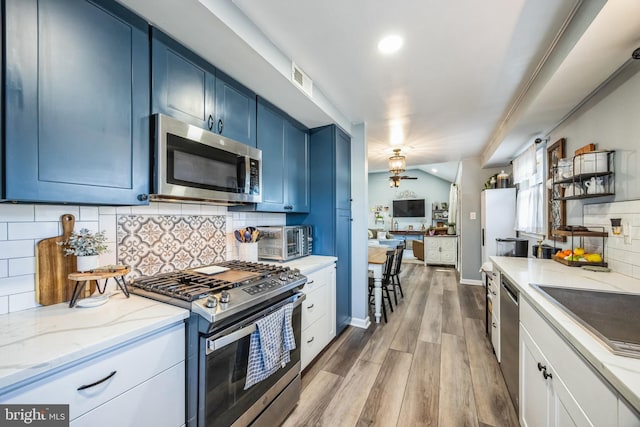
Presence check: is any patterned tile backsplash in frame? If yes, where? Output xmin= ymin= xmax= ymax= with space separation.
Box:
xmin=117 ymin=215 xmax=227 ymax=278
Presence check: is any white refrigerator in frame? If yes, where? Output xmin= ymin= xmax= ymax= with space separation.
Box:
xmin=481 ymin=188 xmax=516 ymax=264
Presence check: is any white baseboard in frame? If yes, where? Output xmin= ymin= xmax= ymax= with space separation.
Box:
xmin=460 ymin=278 xmax=483 ymax=286
xmin=350 ymin=316 xmax=371 ymax=329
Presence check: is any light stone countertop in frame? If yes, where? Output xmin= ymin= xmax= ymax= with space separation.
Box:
xmin=0 ymin=292 xmax=189 ymax=393
xmin=281 ymin=255 xmax=337 ymax=275
xmin=490 ymin=256 xmax=640 ymax=412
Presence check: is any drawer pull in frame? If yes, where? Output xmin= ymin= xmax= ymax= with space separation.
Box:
xmin=307 ymin=337 xmax=314 ymax=344
xmin=537 ymin=362 xmax=547 ymax=372
xmin=77 ymin=370 xmax=117 ymax=391
xmin=307 ymin=304 xmax=315 ymax=309
xmin=307 ymin=280 xmax=315 ymax=285
xmin=542 ymin=369 xmax=553 ymax=380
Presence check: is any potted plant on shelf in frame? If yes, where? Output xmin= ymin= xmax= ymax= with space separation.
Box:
xmin=58 ymin=228 xmax=108 ymax=272
xmin=446 ymin=222 xmax=456 ymax=235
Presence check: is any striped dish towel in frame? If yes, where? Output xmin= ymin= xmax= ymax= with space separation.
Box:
xmin=244 ymin=303 xmax=296 ymax=389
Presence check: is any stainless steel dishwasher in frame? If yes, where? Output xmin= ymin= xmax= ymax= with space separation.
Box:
xmin=500 ymin=276 xmax=519 ymax=412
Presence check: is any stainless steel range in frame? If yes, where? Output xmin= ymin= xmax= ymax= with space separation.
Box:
xmin=129 ymin=260 xmax=307 ymax=427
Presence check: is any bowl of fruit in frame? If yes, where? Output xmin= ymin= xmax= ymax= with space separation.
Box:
xmin=553 ymin=248 xmax=605 ymax=267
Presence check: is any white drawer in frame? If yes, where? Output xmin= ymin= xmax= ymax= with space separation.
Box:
xmin=301 ymin=313 xmax=329 ymax=370
xmin=71 ymin=361 xmax=185 ymax=427
xmin=302 ymin=267 xmax=329 ymax=293
xmin=440 ymin=238 xmax=456 ymax=251
xmin=2 ymin=323 xmax=185 ymax=421
xmin=425 ymin=238 xmax=439 ymax=249
xmin=520 ymin=299 xmax=617 ymax=426
xmin=302 ymin=283 xmax=329 ymax=329
xmin=440 ymin=250 xmax=456 ymax=264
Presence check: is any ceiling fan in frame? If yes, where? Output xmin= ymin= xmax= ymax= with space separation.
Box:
xmin=388 ymin=148 xmax=417 ymax=187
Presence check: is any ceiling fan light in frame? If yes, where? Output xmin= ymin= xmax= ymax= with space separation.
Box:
xmin=388 ymin=149 xmax=406 ymax=175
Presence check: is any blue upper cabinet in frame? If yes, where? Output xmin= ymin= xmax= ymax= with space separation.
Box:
xmin=152 ymin=30 xmax=256 ymax=146
xmin=244 ymin=98 xmax=308 ymax=212
xmin=151 ymin=28 xmax=215 ymax=131
xmin=4 ymin=0 xmax=150 ymax=205
xmin=215 ymin=70 xmax=257 ymax=147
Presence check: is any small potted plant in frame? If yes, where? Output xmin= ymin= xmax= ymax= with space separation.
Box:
xmin=446 ymin=222 xmax=456 ymax=235
xmin=58 ymin=228 xmax=108 ymax=272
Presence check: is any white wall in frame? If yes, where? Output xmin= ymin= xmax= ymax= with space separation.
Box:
xmin=368 ymin=169 xmax=452 ymax=231
xmin=0 ymin=202 xmax=284 ymax=314
xmin=548 ymin=60 xmax=640 ymax=227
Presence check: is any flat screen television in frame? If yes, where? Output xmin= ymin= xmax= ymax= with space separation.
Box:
xmin=393 ymin=199 xmax=425 ymax=217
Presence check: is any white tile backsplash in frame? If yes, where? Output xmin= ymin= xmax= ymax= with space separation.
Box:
xmin=8 ymin=257 xmax=35 ymax=276
xmin=34 ymin=205 xmax=80 ymax=222
xmin=0 ymin=240 xmax=35 ymax=259
xmin=79 ymin=206 xmax=100 ymax=221
xmin=8 ymin=222 xmax=59 ymax=240
xmin=0 ymin=204 xmax=35 ymax=222
xmin=0 ymin=202 xmax=283 ymax=313
xmin=0 ymin=296 xmax=8 ymax=315
xmin=9 ymin=291 xmax=38 ymax=312
xmin=0 ymin=274 xmax=36 ymax=297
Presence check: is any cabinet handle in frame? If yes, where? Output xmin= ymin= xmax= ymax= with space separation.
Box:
xmin=207 ymin=115 xmax=214 ymax=131
xmin=492 ymin=322 xmax=497 ymax=328
xmin=77 ymin=370 xmax=117 ymax=391
xmin=218 ymin=119 xmax=223 ymax=133
xmin=307 ymin=304 xmax=314 ymax=309
xmin=491 ymin=290 xmax=497 ymax=296
xmin=306 ymin=280 xmax=315 ymax=285
xmin=137 ymin=194 xmax=148 ymax=201
xmin=542 ymin=370 xmax=553 ymax=380
xmin=537 ymin=362 xmax=546 ymax=372
xmin=307 ymin=336 xmax=314 ymax=344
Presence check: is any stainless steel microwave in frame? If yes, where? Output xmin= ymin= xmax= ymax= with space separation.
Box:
xmin=257 ymin=225 xmax=312 ymax=261
xmin=151 ymin=114 xmax=262 ymax=204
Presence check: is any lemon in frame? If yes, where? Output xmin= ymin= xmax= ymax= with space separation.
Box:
xmin=586 ymin=253 xmax=602 ymax=263
xmin=574 ymin=247 xmax=585 ymax=256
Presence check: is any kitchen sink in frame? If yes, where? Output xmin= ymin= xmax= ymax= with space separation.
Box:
xmin=532 ymin=285 xmax=640 ymax=358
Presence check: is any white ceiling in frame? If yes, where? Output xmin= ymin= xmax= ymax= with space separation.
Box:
xmin=118 ymin=0 xmax=640 ymax=181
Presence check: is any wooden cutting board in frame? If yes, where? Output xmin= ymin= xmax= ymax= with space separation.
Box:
xmin=213 ymin=270 xmax=260 ymax=283
xmin=36 ymin=214 xmax=93 ymax=305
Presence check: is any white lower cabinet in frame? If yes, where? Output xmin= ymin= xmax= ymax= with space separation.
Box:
xmin=1 ymin=323 xmax=185 ymax=427
xmin=301 ymin=264 xmax=336 ymax=370
xmin=520 ymin=298 xmax=618 ymax=427
xmin=425 ymin=236 xmax=457 ymax=266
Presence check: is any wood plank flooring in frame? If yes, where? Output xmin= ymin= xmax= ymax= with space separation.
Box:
xmin=283 ymin=263 xmax=520 ymax=427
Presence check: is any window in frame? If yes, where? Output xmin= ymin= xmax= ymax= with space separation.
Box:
xmin=514 ymin=143 xmax=545 ymax=234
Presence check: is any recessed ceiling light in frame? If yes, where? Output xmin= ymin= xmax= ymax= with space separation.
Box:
xmin=378 ymin=35 xmax=403 ymax=54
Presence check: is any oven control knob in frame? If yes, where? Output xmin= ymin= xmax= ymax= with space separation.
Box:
xmin=220 ymin=291 xmax=231 ymax=303
xmin=279 ymin=274 xmax=288 ymax=282
xmin=205 ymin=297 xmax=218 ymax=308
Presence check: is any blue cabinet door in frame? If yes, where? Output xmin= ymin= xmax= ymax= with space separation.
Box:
xmin=255 ymin=100 xmax=286 ymax=211
xmin=304 ymin=124 xmax=352 ymax=334
xmin=151 ymin=28 xmax=215 ymax=131
xmin=215 ymin=71 xmax=257 ymax=147
xmin=4 ymin=0 xmax=150 ymax=205
xmin=284 ymin=121 xmax=310 ymax=212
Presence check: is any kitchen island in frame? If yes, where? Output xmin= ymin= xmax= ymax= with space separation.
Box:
xmin=491 ymin=256 xmax=640 ymax=423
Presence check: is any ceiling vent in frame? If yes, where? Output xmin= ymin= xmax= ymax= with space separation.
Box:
xmin=291 ymin=62 xmax=313 ymax=97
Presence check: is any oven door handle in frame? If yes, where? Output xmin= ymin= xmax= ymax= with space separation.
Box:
xmin=207 ymin=293 xmax=305 ymax=353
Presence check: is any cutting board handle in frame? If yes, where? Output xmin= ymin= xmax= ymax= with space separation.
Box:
xmin=61 ymin=214 xmax=75 ymax=238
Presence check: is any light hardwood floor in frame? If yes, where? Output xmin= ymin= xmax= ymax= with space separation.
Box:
xmin=284 ymin=263 xmax=520 ymax=427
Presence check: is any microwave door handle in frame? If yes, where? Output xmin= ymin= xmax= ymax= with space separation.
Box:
xmin=242 ymin=155 xmax=251 ymax=194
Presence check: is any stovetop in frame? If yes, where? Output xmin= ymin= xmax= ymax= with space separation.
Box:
xmin=129 ymin=260 xmax=306 ymax=323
